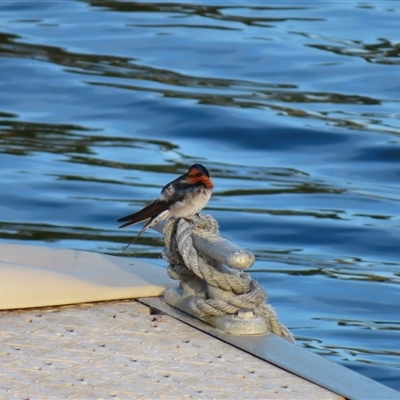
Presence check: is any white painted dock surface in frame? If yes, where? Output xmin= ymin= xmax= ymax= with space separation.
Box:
xmin=0 ymin=243 xmax=347 ymax=399
xmin=0 ymin=299 xmax=342 ymax=399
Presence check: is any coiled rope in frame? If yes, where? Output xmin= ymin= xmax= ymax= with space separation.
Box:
xmin=162 ymin=214 xmax=295 ymax=342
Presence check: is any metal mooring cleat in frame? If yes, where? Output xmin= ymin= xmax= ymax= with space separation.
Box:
xmin=154 ymin=215 xmax=294 ymax=340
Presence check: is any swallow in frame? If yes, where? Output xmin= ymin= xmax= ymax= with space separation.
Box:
xmin=117 ymin=164 xmax=214 ymax=241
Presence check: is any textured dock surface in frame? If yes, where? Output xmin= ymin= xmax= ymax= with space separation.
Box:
xmin=0 ymin=299 xmax=342 ymax=399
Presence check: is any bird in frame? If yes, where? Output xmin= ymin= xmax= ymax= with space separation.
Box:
xmin=117 ymin=164 xmax=214 ymax=242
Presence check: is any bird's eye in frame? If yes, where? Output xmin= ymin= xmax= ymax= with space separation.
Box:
xmin=197 ymin=172 xmax=202 ymax=177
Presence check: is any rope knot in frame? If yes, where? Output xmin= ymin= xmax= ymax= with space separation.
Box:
xmin=162 ymin=214 xmax=294 ymax=342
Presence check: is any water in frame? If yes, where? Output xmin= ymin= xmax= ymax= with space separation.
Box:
xmin=1 ymin=0 xmax=400 ymax=392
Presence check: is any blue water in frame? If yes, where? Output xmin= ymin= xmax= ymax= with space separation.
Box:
xmin=1 ymin=1 xmax=400 ymax=392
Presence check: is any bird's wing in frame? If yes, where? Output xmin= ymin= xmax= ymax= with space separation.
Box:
xmin=117 ymin=176 xmax=192 ymax=229
xmin=117 ymin=199 xmax=174 ymax=228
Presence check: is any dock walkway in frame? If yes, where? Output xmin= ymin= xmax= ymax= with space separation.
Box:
xmin=0 ymin=299 xmax=341 ymax=399
xmin=2 ymin=243 xmax=398 ymax=399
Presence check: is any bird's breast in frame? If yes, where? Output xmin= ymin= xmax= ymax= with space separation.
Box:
xmin=168 ymin=188 xmax=211 ymax=218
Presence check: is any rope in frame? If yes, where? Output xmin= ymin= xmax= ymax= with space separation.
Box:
xmin=162 ymin=214 xmax=295 ymax=343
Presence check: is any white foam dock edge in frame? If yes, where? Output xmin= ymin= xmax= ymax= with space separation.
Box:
xmin=0 ymin=243 xmax=174 ymax=310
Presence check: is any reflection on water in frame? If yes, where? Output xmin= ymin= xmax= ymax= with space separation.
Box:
xmin=1 ymin=0 xmax=400 ymax=391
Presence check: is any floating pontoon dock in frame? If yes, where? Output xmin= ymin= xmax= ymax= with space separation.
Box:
xmin=0 ymin=243 xmax=399 ymax=399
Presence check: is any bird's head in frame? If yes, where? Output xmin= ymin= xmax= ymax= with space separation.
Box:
xmin=186 ymin=164 xmax=214 ymax=190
